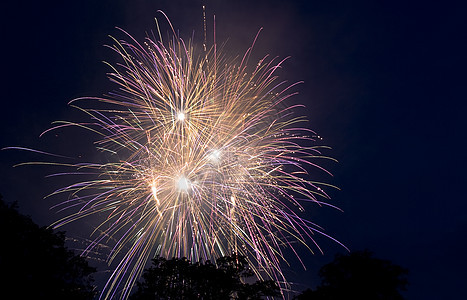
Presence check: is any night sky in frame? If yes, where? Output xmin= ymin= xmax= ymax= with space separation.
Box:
xmin=1 ymin=0 xmax=466 ymax=298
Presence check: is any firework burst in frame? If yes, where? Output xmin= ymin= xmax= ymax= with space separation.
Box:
xmin=8 ymin=13 xmax=345 ymax=299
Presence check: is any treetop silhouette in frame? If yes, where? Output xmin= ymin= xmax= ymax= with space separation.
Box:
xmin=130 ymin=253 xmax=280 ymax=299
xmin=295 ymin=250 xmax=408 ymax=299
xmin=0 ymin=195 xmax=97 ymax=299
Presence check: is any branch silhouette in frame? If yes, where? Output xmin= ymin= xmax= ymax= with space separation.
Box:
xmin=0 ymin=195 xmax=97 ymax=299
xmin=130 ymin=253 xmax=280 ymax=299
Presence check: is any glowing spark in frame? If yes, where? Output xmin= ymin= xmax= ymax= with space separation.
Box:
xmin=151 ymin=182 xmax=159 ymax=205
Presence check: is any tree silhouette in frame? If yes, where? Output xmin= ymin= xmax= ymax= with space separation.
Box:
xmin=130 ymin=253 xmax=280 ymax=299
xmin=295 ymin=250 xmax=408 ymax=300
xmin=0 ymin=195 xmax=97 ymax=299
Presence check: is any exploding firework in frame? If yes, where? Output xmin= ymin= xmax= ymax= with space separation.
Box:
xmin=8 ymin=12 xmax=345 ymax=299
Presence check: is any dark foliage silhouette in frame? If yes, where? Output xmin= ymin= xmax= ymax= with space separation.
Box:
xmin=295 ymin=250 xmax=408 ymax=300
xmin=130 ymin=253 xmax=280 ymax=299
xmin=0 ymin=195 xmax=97 ymax=299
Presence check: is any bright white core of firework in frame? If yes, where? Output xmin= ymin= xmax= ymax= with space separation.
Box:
xmin=176 ymin=175 xmax=191 ymax=192
xmin=208 ymin=149 xmax=221 ymax=163
xmin=176 ymin=111 xmax=186 ymax=121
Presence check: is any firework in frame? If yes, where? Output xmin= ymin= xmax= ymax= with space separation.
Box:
xmin=9 ymin=13 xmax=345 ymax=299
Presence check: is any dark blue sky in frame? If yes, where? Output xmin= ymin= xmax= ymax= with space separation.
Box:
xmin=1 ymin=0 xmax=466 ymax=298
